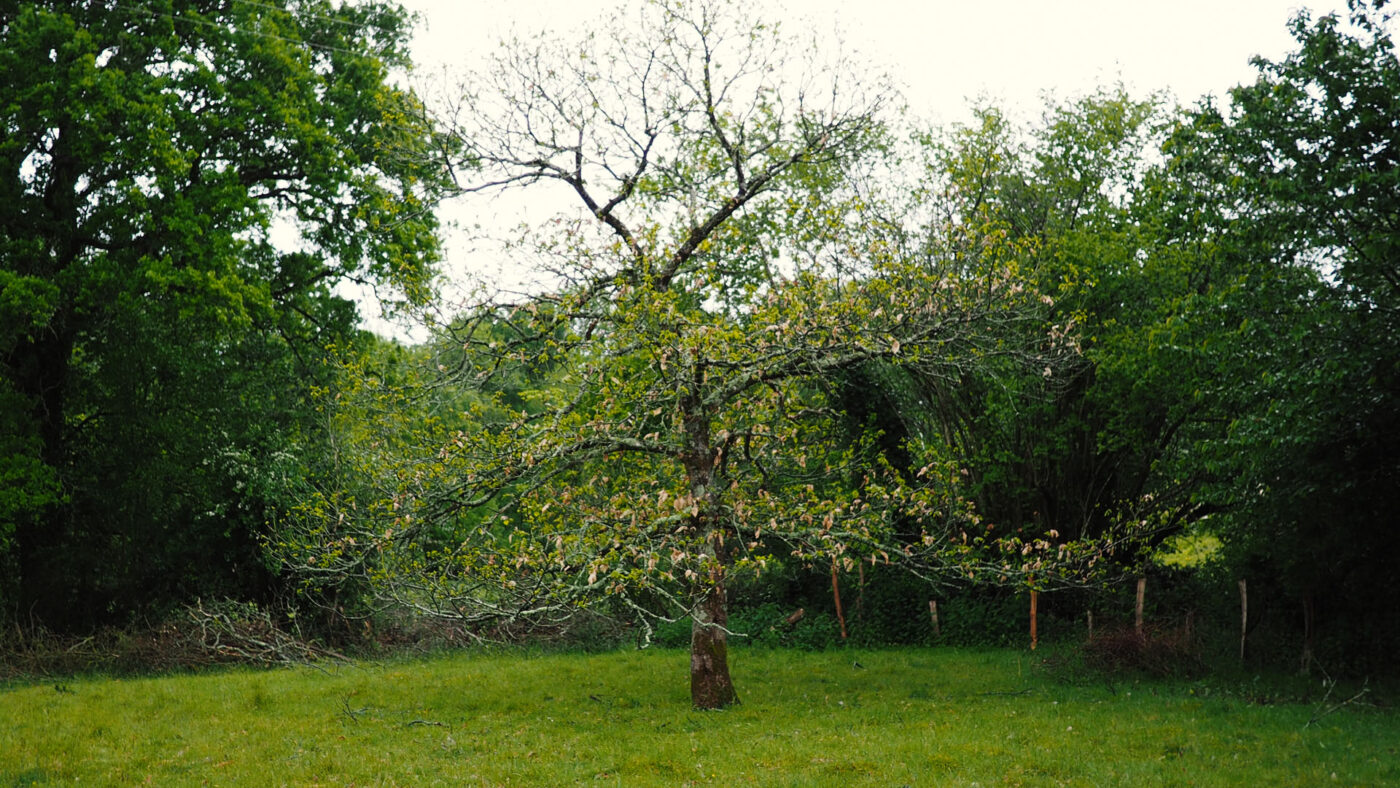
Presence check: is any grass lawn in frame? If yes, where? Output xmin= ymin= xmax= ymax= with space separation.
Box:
xmin=2 ymin=646 xmax=1396 ymax=786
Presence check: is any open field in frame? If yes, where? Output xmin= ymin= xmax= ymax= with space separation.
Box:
xmin=2 ymin=647 xmax=1396 ymax=786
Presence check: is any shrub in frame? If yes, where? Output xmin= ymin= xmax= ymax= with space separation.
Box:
xmin=1082 ymin=622 xmax=1204 ymax=678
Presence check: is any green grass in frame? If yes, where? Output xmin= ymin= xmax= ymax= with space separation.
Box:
xmin=2 ymin=647 xmax=1396 ymax=786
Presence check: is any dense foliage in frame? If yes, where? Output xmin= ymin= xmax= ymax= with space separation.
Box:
xmin=3 ymin=0 xmax=1396 ymax=691
xmin=0 ymin=0 xmax=449 ymax=629
xmin=1172 ymin=0 xmax=1400 ymax=669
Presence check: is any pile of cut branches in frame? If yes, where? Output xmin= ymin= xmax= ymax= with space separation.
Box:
xmin=0 ymin=600 xmax=343 ymax=680
xmin=184 ymin=599 xmax=347 ymax=669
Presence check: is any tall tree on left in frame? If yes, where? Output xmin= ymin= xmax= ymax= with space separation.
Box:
xmin=0 ymin=0 xmax=450 ymax=630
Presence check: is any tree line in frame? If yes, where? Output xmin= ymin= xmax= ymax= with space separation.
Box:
xmin=2 ymin=0 xmax=1396 ymax=706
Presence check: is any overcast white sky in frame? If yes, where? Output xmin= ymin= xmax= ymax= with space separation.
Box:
xmin=398 ymin=0 xmax=1351 ymax=119
xmin=360 ymin=0 xmax=1357 ymax=336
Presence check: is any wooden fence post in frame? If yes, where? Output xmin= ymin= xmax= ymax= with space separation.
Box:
xmin=1030 ymin=590 xmax=1040 ymax=651
xmin=928 ymin=600 xmax=940 ymax=638
xmin=831 ymin=560 xmax=847 ymax=640
xmin=1135 ymin=577 xmax=1147 ymax=637
xmin=855 ymin=563 xmax=865 ymax=626
xmin=1300 ymin=593 xmax=1315 ymax=675
xmin=1239 ymin=579 xmax=1248 ymax=662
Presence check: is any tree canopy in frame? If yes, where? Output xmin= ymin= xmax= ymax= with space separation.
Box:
xmin=276 ymin=0 xmax=1118 ymax=708
xmin=1167 ymin=0 xmax=1400 ymax=661
xmin=0 ymin=0 xmax=451 ymax=628
xmin=4 ymin=0 xmax=1397 ymax=689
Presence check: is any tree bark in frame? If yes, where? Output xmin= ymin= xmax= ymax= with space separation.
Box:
xmin=680 ymin=389 xmax=738 ymax=709
xmin=690 ymin=574 xmax=738 ymax=709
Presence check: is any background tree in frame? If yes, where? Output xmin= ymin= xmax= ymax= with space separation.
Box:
xmin=826 ymin=2 xmax=1400 ymax=669
xmin=0 ymin=0 xmax=450 ymax=629
xmin=1164 ymin=0 xmax=1400 ymax=668
xmin=857 ymin=90 xmax=1223 ymax=571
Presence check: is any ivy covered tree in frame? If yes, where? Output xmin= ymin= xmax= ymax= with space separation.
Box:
xmin=281 ymin=0 xmax=1102 ymax=708
xmin=0 ymin=0 xmax=450 ymax=628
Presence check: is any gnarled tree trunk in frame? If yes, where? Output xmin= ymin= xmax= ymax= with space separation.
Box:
xmin=681 ymin=395 xmax=738 ymax=709
xmin=690 ymin=572 xmax=738 ymax=709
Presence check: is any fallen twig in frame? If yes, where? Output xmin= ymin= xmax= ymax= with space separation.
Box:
xmin=1306 ymin=679 xmax=1370 ymax=729
xmin=341 ymin=696 xmax=370 ymax=724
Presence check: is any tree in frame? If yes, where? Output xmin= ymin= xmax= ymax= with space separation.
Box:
xmin=870 ymin=89 xmax=1234 ymax=575
xmin=0 ymin=0 xmax=450 ymax=627
xmin=1165 ymin=0 xmax=1400 ymax=668
xmin=280 ymin=0 xmax=1086 ymax=708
